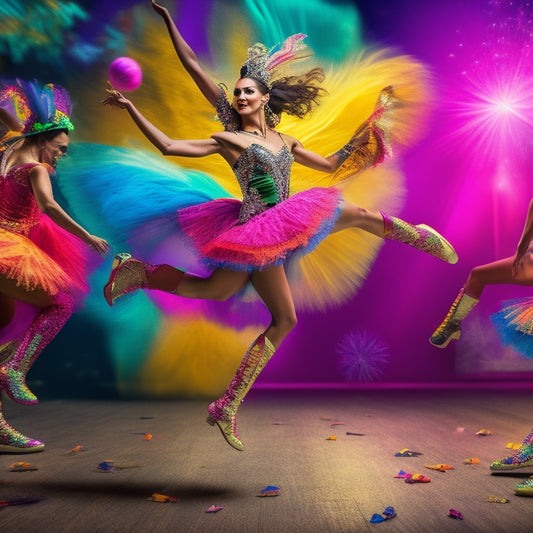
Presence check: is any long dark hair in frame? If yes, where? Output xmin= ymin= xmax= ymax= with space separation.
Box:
xmin=250 ymin=67 xmax=327 ymax=121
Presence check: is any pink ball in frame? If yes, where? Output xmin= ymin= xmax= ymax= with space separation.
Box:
xmin=108 ymin=57 xmax=142 ymax=92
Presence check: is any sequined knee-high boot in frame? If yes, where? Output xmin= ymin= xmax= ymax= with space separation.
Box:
xmin=490 ymin=428 xmax=533 ymax=471
xmin=381 ymin=212 xmax=458 ymax=264
xmin=429 ymin=288 xmax=479 ymax=348
xmin=206 ymin=334 xmax=276 ymax=451
xmin=104 ymin=253 xmax=185 ymax=306
xmin=0 ymin=398 xmax=44 ymax=453
xmin=0 ymin=304 xmax=72 ymax=405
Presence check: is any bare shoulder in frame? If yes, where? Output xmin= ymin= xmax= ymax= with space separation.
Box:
xmin=278 ymin=131 xmax=300 ymax=150
xmin=211 ymin=131 xmax=237 ymax=144
xmin=28 ymin=163 xmax=53 ymax=182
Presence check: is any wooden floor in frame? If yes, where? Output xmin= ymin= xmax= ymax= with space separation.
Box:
xmin=1 ymin=387 xmax=533 ymax=532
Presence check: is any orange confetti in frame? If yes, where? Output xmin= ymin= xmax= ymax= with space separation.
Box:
xmin=148 ymin=492 xmax=177 ymax=503
xmin=143 ymin=433 xmax=152 ymax=440
xmin=464 ymin=457 xmax=480 ymax=464
xmin=425 ymin=464 xmax=453 ymax=471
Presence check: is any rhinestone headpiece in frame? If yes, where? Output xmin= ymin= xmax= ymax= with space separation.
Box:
xmin=239 ymin=34 xmax=312 ymax=90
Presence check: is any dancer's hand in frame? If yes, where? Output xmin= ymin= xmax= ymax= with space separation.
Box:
xmin=151 ymin=0 xmax=169 ymax=17
xmin=102 ymin=87 xmax=130 ymax=109
xmin=87 ymin=235 xmax=111 ymax=256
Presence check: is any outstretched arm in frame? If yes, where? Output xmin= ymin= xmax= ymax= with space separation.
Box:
xmin=29 ymin=165 xmax=110 ymax=255
xmin=291 ymin=121 xmax=375 ymax=174
xmin=102 ymin=89 xmax=221 ymax=157
xmin=151 ymin=0 xmax=220 ymax=106
xmin=513 ymin=198 xmax=533 ymax=275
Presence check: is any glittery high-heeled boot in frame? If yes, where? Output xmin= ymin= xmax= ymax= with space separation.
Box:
xmin=0 ymin=400 xmax=44 ymax=453
xmin=0 ymin=304 xmax=72 ymax=405
xmin=206 ymin=334 xmax=276 ymax=451
xmin=381 ymin=212 xmax=458 ymax=264
xmin=104 ymin=253 xmax=184 ymax=306
xmin=490 ymin=428 xmax=533 ymax=471
xmin=429 ymin=288 xmax=479 ymax=348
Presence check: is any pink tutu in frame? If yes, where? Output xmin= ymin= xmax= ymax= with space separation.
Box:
xmin=178 ymin=187 xmax=343 ymax=271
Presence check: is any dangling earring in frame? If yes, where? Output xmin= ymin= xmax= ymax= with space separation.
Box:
xmin=259 ymin=102 xmax=268 ymax=138
xmin=264 ymin=102 xmax=280 ymax=127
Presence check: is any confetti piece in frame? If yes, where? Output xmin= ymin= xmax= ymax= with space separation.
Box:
xmin=455 ymin=427 xmax=465 ymax=433
xmin=488 ymin=496 xmax=510 ymax=504
xmin=506 ymin=442 xmax=521 ymax=450
xmin=449 ymin=509 xmax=463 ymax=520
xmin=143 ymin=433 xmax=152 ymax=441
xmin=346 ymin=432 xmax=365 ymax=436
xmin=256 ymin=485 xmax=280 ymax=497
xmin=70 ymin=445 xmax=87 ymax=453
xmin=330 ymin=422 xmax=345 ymax=428
xmin=9 ymin=462 xmax=38 ymax=472
xmin=394 ymin=470 xmax=408 ymax=479
xmin=425 ymin=464 xmax=453 ymax=472
xmin=206 ymin=505 xmax=224 ymax=513
xmin=147 ymin=493 xmax=177 ymax=503
xmin=138 ymin=416 xmax=155 ymax=419
xmin=476 ymin=429 xmax=491 ymax=436
xmin=97 ymin=460 xmax=116 ymax=473
xmin=326 ymin=435 xmax=337 ymax=441
xmin=405 ymin=473 xmax=431 ymax=484
xmin=395 ymin=449 xmax=423 ymax=457
xmin=464 ymin=458 xmax=480 ymax=464
xmin=369 ymin=506 xmax=396 ymax=523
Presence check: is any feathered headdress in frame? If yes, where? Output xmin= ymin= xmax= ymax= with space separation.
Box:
xmin=239 ymin=33 xmax=312 ymax=89
xmin=0 ymin=78 xmax=74 ymax=145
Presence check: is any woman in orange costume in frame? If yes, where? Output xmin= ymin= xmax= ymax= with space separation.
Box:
xmin=0 ymin=79 xmax=109 ymax=452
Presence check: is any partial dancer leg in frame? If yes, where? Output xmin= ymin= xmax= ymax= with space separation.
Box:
xmin=331 ymin=203 xmax=457 ymax=263
xmin=0 ymin=397 xmax=44 ymax=453
xmin=206 ymin=265 xmax=296 ymax=451
xmin=104 ymin=253 xmax=249 ymax=305
xmin=430 ymin=253 xmax=533 ymax=348
xmin=0 ymin=303 xmax=72 ymax=404
xmin=0 ymin=277 xmax=71 ymax=404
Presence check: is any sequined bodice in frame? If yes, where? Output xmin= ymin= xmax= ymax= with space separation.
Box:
xmin=0 ymin=163 xmax=43 ymax=235
xmin=233 ymin=143 xmax=294 ymax=223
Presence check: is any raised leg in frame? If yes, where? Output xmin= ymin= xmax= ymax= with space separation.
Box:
xmin=430 ymin=253 xmax=533 ymax=348
xmin=104 ymin=253 xmax=250 ymax=305
xmin=331 ymin=203 xmax=458 ymax=263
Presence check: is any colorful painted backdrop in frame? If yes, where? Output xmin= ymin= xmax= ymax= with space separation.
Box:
xmin=2 ymin=0 xmax=533 ymax=398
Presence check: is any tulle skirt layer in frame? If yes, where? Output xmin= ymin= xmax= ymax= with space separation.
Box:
xmin=491 ymin=297 xmax=533 ymax=359
xmin=177 ymin=187 xmax=343 ymax=272
xmin=0 ymin=217 xmax=90 ymax=305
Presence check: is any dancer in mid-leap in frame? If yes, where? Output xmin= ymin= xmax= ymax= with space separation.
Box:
xmin=101 ymin=1 xmax=457 ymax=452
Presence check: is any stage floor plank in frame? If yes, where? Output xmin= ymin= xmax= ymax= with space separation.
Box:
xmin=1 ymin=388 xmax=533 ymax=532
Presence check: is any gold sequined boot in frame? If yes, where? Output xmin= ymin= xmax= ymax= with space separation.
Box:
xmin=104 ymin=253 xmax=184 ymax=306
xmin=381 ymin=212 xmax=458 ymax=264
xmin=206 ymin=334 xmax=276 ymax=451
xmin=430 ymin=288 xmax=479 ymax=348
